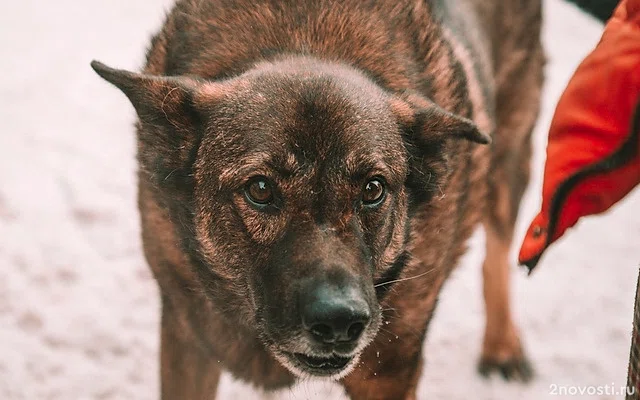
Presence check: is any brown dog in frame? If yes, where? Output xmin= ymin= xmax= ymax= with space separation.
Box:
xmin=92 ymin=0 xmax=543 ymax=398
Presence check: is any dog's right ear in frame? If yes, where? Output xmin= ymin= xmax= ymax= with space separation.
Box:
xmin=91 ymin=60 xmax=209 ymax=133
xmin=91 ymin=61 xmax=224 ymax=187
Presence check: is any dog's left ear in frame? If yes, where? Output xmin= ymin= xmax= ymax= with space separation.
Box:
xmin=389 ymin=94 xmax=491 ymax=205
xmin=389 ymin=94 xmax=491 ymax=145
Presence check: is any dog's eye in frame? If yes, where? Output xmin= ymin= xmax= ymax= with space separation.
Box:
xmin=245 ymin=177 xmax=274 ymax=205
xmin=362 ymin=178 xmax=385 ymax=205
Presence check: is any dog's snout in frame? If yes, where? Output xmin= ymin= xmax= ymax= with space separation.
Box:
xmin=301 ymin=282 xmax=371 ymax=345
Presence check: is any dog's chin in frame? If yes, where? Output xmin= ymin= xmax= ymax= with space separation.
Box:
xmin=272 ymin=349 xmax=361 ymax=379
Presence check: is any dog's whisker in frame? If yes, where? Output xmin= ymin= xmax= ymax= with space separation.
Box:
xmin=374 ymin=268 xmax=436 ymax=288
xmin=377 ymin=326 xmax=398 ymax=338
xmin=380 ymin=315 xmax=422 ymax=338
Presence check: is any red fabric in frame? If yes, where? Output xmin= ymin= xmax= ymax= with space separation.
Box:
xmin=519 ymin=0 xmax=640 ymax=268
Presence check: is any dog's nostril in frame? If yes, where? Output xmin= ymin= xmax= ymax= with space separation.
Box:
xmin=310 ymin=323 xmax=335 ymax=343
xmin=346 ymin=321 xmax=365 ymax=342
xmin=303 ymin=305 xmax=371 ymax=345
xmin=301 ymin=279 xmax=371 ymax=346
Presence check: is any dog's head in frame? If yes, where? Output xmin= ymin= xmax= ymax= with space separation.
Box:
xmin=92 ymin=57 xmax=489 ymax=378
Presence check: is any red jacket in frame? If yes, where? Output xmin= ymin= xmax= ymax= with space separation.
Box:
xmin=519 ymin=0 xmax=640 ymax=270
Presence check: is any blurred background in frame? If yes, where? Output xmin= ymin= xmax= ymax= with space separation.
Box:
xmin=0 ymin=0 xmax=638 ymax=399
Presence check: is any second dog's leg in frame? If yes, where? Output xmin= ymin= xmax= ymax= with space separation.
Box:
xmin=479 ymin=7 xmax=544 ymax=379
xmin=479 ymin=223 xmax=533 ymax=381
xmin=478 ymin=89 xmax=538 ymax=381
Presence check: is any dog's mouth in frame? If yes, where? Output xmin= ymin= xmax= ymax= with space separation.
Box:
xmin=284 ymin=352 xmax=355 ymax=376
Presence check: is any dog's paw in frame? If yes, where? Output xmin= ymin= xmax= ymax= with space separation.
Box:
xmin=477 ymin=355 xmax=534 ymax=382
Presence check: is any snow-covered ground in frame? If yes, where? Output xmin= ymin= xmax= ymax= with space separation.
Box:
xmin=1 ymin=0 xmax=638 ymax=399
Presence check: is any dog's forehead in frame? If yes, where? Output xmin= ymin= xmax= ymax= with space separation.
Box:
xmin=198 ymin=61 xmax=408 ymax=190
xmin=254 ymin=95 xmax=401 ymax=184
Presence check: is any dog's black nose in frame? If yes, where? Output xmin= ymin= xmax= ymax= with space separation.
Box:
xmin=301 ymin=282 xmax=371 ymax=345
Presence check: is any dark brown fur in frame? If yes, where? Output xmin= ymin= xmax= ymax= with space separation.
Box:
xmin=92 ymin=0 xmax=544 ymax=398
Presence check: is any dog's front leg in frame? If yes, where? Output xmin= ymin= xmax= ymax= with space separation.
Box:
xmin=160 ymin=304 xmax=221 ymax=400
xmin=341 ymin=337 xmax=424 ymax=400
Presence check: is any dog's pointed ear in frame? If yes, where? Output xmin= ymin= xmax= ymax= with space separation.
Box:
xmin=91 ymin=60 xmax=207 ymax=132
xmin=91 ymin=61 xmax=228 ymax=189
xmin=415 ymin=106 xmax=491 ymax=144
xmin=389 ymin=94 xmax=491 ymax=206
xmin=389 ymin=95 xmax=491 ymax=145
